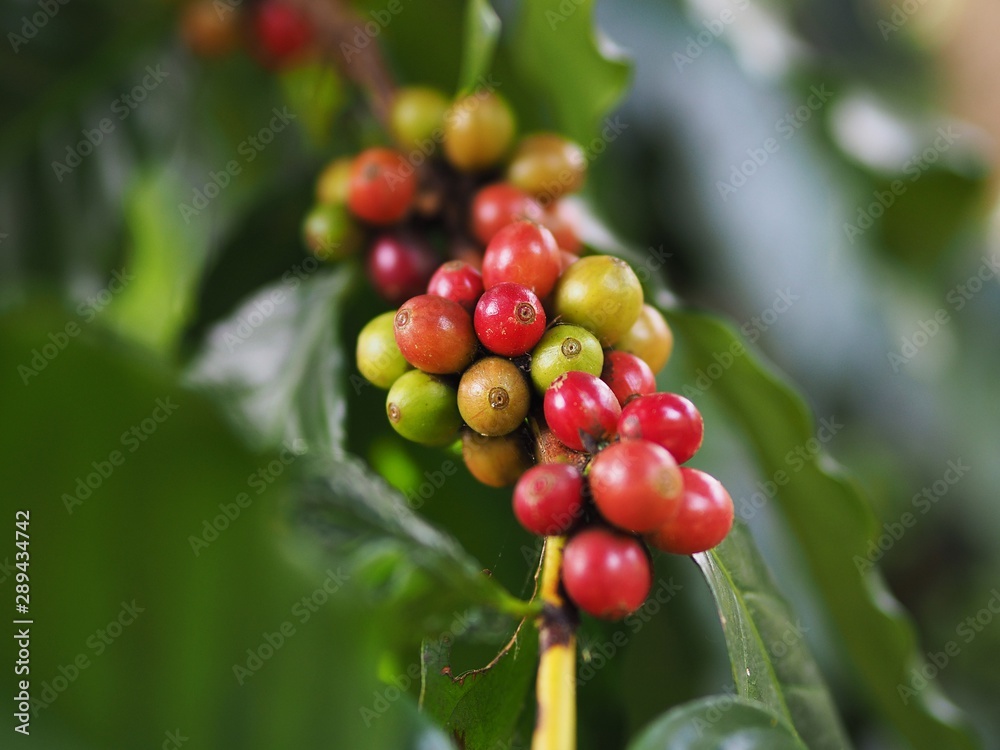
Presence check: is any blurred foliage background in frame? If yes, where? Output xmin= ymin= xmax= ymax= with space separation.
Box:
xmin=1 ymin=0 xmax=998 ymax=748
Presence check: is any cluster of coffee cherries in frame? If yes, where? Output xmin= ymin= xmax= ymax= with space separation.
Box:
xmin=180 ymin=0 xmax=314 ymax=68
xmin=356 ymin=217 xmax=735 ymax=622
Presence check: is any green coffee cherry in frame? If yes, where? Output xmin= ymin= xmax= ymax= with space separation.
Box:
xmin=443 ymin=92 xmax=516 ymax=172
xmin=529 ymin=324 xmax=604 ymax=393
xmin=552 ymin=255 xmax=643 ymax=346
xmin=390 ymin=87 xmax=449 ymax=150
xmin=315 ymin=157 xmax=353 ymax=206
xmin=458 ymin=357 xmax=531 ymax=436
xmin=386 ymin=371 xmax=461 ymax=446
xmin=302 ymin=203 xmax=362 ymax=261
xmin=357 ymin=311 xmax=411 ymax=389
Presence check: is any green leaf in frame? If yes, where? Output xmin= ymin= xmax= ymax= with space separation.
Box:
xmin=627 ymin=695 xmax=807 ymax=750
xmin=279 ymin=62 xmax=344 ymax=147
xmin=290 ymin=458 xmax=537 ymax=636
xmin=509 ymin=0 xmax=631 ymax=143
xmin=419 ymin=622 xmax=537 ymax=749
xmin=458 ymin=0 xmax=501 ymax=94
xmin=695 ymin=523 xmax=850 ymax=749
xmin=187 ymin=267 xmax=354 ymax=458
xmin=668 ymin=309 xmax=980 ymax=750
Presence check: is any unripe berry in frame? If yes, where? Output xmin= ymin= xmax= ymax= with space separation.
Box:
xmin=367 ymin=234 xmax=438 ymax=305
xmin=506 ymin=134 xmax=587 ymax=203
xmin=390 ymin=87 xmax=449 ymax=150
xmin=348 ymin=148 xmax=416 ymax=225
xmin=618 ymin=393 xmax=704 ymax=464
xmin=302 ymin=204 xmax=361 ymax=260
xmin=617 ymin=304 xmax=673 ymax=374
xmin=386 ymin=371 xmax=461 ymax=446
xmin=443 ymin=92 xmax=516 ymax=171
xmin=181 ymin=0 xmax=242 ymax=58
xmin=647 ymin=468 xmax=734 ymax=555
xmin=394 ymin=294 xmax=477 ymax=374
xmin=512 ymin=464 xmax=584 ymax=536
xmin=482 ymin=221 xmax=561 ymax=297
xmin=427 ymin=260 xmax=483 ymax=313
xmin=470 ymin=183 xmax=545 ymax=246
xmin=562 ymin=528 xmax=652 ymax=620
xmin=601 ymin=350 xmax=656 ymax=406
xmin=529 ymin=325 xmax=603 ymax=393
xmin=589 ymin=440 xmax=683 ymax=532
xmin=315 ymin=157 xmax=353 ymax=206
xmin=474 ymin=283 xmax=546 ymax=357
xmin=543 ymin=371 xmax=621 ymax=452
xmin=458 ymin=357 xmax=531 ymax=436
xmin=253 ymin=0 xmax=313 ymax=68
xmin=553 ymin=256 xmax=643 ymax=346
xmin=356 ymin=311 xmax=411 ymax=389
xmin=461 ymin=429 xmax=533 ymax=487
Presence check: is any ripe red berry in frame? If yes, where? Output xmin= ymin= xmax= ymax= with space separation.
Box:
xmin=394 ymin=294 xmax=477 ymax=374
xmin=512 ymin=464 xmax=584 ymax=536
xmin=562 ymin=528 xmax=652 ymax=620
xmin=541 ymin=200 xmax=582 ymax=253
xmin=589 ymin=440 xmax=683 ymax=532
xmin=542 ymin=371 xmax=621 ymax=452
xmin=348 ymin=148 xmax=416 ymax=225
xmin=482 ymin=221 xmax=561 ymax=298
xmin=601 ymin=350 xmax=656 ymax=406
xmin=647 ymin=468 xmax=734 ymax=555
xmin=367 ymin=234 xmax=438 ymax=305
xmin=474 ymin=282 xmax=546 ymax=357
xmin=470 ymin=183 xmax=544 ymax=246
xmin=253 ymin=0 xmax=313 ymax=67
xmin=427 ymin=260 xmax=483 ymax=313
xmin=618 ymin=393 xmax=704 ymax=464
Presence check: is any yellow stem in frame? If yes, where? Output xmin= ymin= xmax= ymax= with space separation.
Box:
xmin=532 ymin=537 xmax=577 ymax=750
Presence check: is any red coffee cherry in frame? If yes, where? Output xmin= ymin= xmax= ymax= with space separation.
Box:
xmin=367 ymin=234 xmax=438 ymax=305
xmin=348 ymin=148 xmax=416 ymax=225
xmin=647 ymin=468 xmax=734 ymax=555
xmin=541 ymin=200 xmax=582 ymax=253
xmin=618 ymin=393 xmax=704 ymax=464
xmin=562 ymin=528 xmax=652 ymax=620
xmin=601 ymin=350 xmax=656 ymax=406
xmin=470 ymin=183 xmax=544 ymax=246
xmin=252 ymin=0 xmax=313 ymax=67
xmin=394 ymin=294 xmax=477 ymax=374
xmin=427 ymin=260 xmax=483 ymax=313
xmin=474 ymin=282 xmax=546 ymax=357
xmin=482 ymin=221 xmax=561 ymax=298
xmin=512 ymin=464 xmax=584 ymax=536
xmin=542 ymin=371 xmax=621 ymax=452
xmin=588 ymin=439 xmax=683 ymax=533
xmin=182 ymin=0 xmax=243 ymax=58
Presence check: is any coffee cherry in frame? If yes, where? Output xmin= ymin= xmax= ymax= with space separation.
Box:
xmin=427 ymin=261 xmax=483 ymax=313
xmin=390 ymin=87 xmax=449 ymax=150
xmin=443 ymin=91 xmax=516 ymax=171
xmin=253 ymin=0 xmax=313 ymax=67
xmin=506 ymin=134 xmax=587 ymax=203
xmin=386 ymin=371 xmax=461 ymax=446
xmin=458 ymin=357 xmax=531 ymax=436
xmin=348 ymin=148 xmax=416 ymax=225
xmin=562 ymin=528 xmax=652 ymax=620
xmin=647 ymin=468 xmax=734 ymax=555
xmin=530 ymin=325 xmax=603 ymax=393
xmin=560 ymin=250 xmax=579 ymax=272
xmin=541 ymin=200 xmax=582 ymax=253
xmin=512 ymin=464 xmax=584 ymax=536
xmin=618 ymin=393 xmax=703 ymax=464
xmin=543 ymin=371 xmax=621 ymax=452
xmin=617 ymin=304 xmax=673 ymax=374
xmin=470 ymin=183 xmax=545 ymax=246
xmin=553 ymin=255 xmax=643 ymax=346
xmin=474 ymin=283 xmax=546 ymax=357
xmin=601 ymin=350 xmax=656 ymax=406
xmin=357 ymin=311 xmax=411 ymax=389
xmin=482 ymin=221 xmax=561 ymax=298
xmin=302 ymin=204 xmax=361 ymax=260
xmin=589 ymin=440 xmax=683 ymax=532
xmin=461 ymin=429 xmax=533 ymax=487
xmin=181 ymin=0 xmax=242 ymax=58
xmin=315 ymin=157 xmax=353 ymax=206
xmin=367 ymin=234 xmax=438 ymax=305
xmin=394 ymin=294 xmax=477 ymax=374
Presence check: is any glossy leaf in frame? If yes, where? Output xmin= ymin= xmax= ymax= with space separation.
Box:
xmin=458 ymin=0 xmax=501 ymax=94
